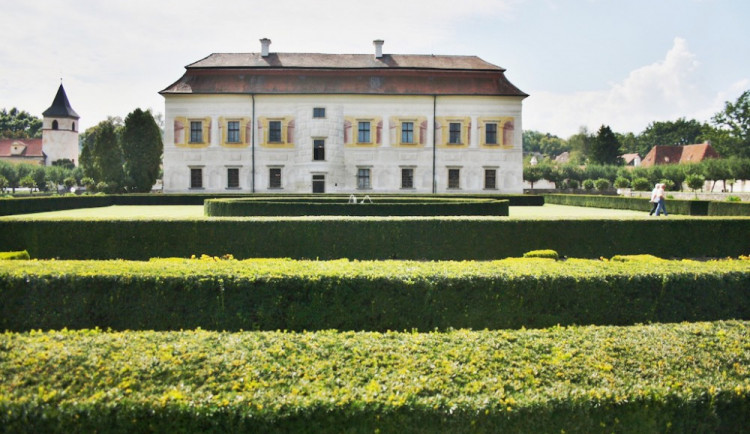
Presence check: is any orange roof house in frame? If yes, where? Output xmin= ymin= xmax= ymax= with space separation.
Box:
xmin=0 ymin=138 xmax=46 ymax=165
xmin=640 ymin=141 xmax=719 ymax=167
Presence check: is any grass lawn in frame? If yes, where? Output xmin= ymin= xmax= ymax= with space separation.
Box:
xmin=5 ymin=204 xmax=654 ymax=220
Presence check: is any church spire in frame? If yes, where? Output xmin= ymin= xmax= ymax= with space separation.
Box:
xmin=42 ymin=83 xmax=79 ymax=119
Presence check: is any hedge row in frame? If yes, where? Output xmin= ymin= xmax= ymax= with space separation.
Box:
xmin=545 ymin=193 xmax=750 ymax=216
xmin=0 ymin=194 xmax=542 ymax=216
xmin=2 ymin=322 xmax=748 ymax=433
xmin=2 ymin=257 xmax=748 ymax=332
xmin=204 ymin=197 xmax=510 ymax=217
xmin=1 ymin=217 xmax=748 ymax=260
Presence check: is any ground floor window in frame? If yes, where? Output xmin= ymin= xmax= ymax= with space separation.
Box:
xmin=227 ymin=168 xmax=239 ymax=189
xmin=313 ymin=139 xmax=325 ymax=161
xmin=312 ymin=174 xmax=325 ymax=193
xmin=484 ymin=169 xmax=497 ymax=189
xmin=190 ymin=168 xmax=203 ymax=189
xmin=357 ymin=168 xmax=371 ymax=189
xmin=401 ymin=168 xmax=414 ymax=189
xmin=269 ymin=168 xmax=282 ymax=189
xmin=448 ymin=168 xmax=460 ymax=189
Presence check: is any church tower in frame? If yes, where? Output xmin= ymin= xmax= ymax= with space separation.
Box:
xmin=42 ymin=83 xmax=80 ymax=166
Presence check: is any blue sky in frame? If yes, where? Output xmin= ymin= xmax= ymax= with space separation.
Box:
xmin=1 ymin=0 xmax=748 ymax=139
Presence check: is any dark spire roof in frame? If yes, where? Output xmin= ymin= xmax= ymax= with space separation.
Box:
xmin=42 ymin=84 xmax=80 ymax=119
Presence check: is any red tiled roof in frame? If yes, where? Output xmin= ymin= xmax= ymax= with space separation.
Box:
xmin=641 ymin=142 xmax=719 ymax=167
xmin=0 ymin=138 xmax=44 ymax=158
xmin=161 ymin=52 xmax=527 ymax=97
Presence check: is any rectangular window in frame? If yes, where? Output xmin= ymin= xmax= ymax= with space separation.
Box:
xmin=190 ymin=168 xmax=203 ymax=189
xmin=401 ymin=122 xmax=414 ymax=144
xmin=484 ymin=169 xmax=497 ymax=189
xmin=312 ymin=174 xmax=325 ymax=193
xmin=449 ymin=123 xmax=461 ymax=144
xmin=269 ymin=121 xmax=282 ymax=142
xmin=190 ymin=121 xmax=203 ymax=143
xmin=357 ymin=168 xmax=371 ymax=189
xmin=358 ymin=121 xmax=371 ymax=143
xmin=485 ymin=123 xmax=498 ymax=145
xmin=269 ymin=168 xmax=282 ymax=189
xmin=313 ymin=139 xmax=325 ymax=161
xmin=313 ymin=107 xmax=326 ymax=118
xmin=448 ymin=168 xmax=460 ymax=189
xmin=227 ymin=168 xmax=239 ymax=189
xmin=227 ymin=121 xmax=240 ymax=143
xmin=401 ymin=168 xmax=414 ymax=189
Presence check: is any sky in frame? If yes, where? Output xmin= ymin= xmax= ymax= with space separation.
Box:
xmin=1 ymin=0 xmax=749 ymax=139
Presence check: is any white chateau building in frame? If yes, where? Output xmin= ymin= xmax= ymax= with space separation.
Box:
xmin=160 ymin=39 xmax=526 ymax=194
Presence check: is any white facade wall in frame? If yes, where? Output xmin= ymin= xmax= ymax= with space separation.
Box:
xmin=163 ymin=94 xmax=523 ymax=194
xmin=41 ymin=117 xmax=79 ymax=166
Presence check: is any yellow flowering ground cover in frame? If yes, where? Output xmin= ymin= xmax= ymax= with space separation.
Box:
xmin=1 ymin=322 xmax=748 ymax=432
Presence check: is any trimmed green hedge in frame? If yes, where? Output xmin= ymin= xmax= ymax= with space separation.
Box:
xmin=205 ymin=197 xmax=509 ymax=216
xmin=2 ymin=257 xmax=748 ymax=332
xmin=545 ymin=194 xmax=717 ymax=215
xmin=0 ymin=250 xmax=29 ymax=260
xmin=2 ymin=322 xmax=748 ymax=433
xmin=708 ymin=200 xmax=750 ymax=216
xmin=0 ymin=194 xmax=541 ymax=216
xmin=1 ymin=217 xmax=748 ymax=260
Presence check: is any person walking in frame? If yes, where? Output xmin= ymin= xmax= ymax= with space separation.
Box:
xmin=655 ymin=183 xmax=668 ymax=216
xmin=648 ymin=183 xmax=660 ymax=216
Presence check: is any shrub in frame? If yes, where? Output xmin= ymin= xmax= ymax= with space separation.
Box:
xmin=631 ymin=177 xmax=651 ymax=191
xmin=686 ymin=174 xmax=706 ymax=193
xmin=1 ymin=323 xmax=748 ymax=433
xmin=594 ymin=178 xmax=610 ymax=191
xmin=1 ymin=257 xmax=749 ymax=332
xmin=567 ymin=179 xmax=579 ymax=190
xmin=522 ymin=249 xmax=559 ymax=260
xmin=0 ymin=250 xmax=29 ymax=260
xmin=582 ymin=179 xmax=595 ymax=191
xmin=613 ymin=177 xmax=630 ymax=189
xmin=95 ymin=181 xmax=108 ymax=193
xmin=727 ymin=196 xmax=741 ymax=202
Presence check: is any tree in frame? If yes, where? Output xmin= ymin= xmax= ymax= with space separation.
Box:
xmin=523 ymin=165 xmax=543 ymax=189
xmin=32 ymin=167 xmax=46 ymax=191
xmin=686 ymin=174 xmax=705 ymax=195
xmin=0 ymin=107 xmax=42 ymax=139
xmin=93 ymin=120 xmax=125 ymax=192
xmin=590 ymin=125 xmax=621 ymax=165
xmin=706 ymin=90 xmax=750 ymax=158
xmin=121 ymin=109 xmax=163 ymax=192
xmin=567 ymin=127 xmax=594 ymax=164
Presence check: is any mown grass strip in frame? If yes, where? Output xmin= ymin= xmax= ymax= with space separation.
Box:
xmin=1 ymin=322 xmax=748 ymax=432
xmin=1 ymin=257 xmax=749 ymax=331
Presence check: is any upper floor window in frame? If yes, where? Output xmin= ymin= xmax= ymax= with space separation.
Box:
xmin=269 ymin=121 xmax=282 ymax=142
xmin=227 ymin=121 xmax=240 ymax=143
xmin=485 ymin=123 xmax=498 ymax=145
xmin=449 ymin=123 xmax=461 ymax=144
xmin=52 ymin=120 xmax=59 ymax=130
xmin=358 ymin=121 xmax=371 ymax=143
xmin=313 ymin=139 xmax=325 ymax=161
xmin=190 ymin=121 xmax=203 ymax=143
xmin=313 ymin=107 xmax=326 ymax=118
xmin=401 ymin=122 xmax=414 ymax=144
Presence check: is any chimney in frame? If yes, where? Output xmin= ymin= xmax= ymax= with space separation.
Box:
xmin=260 ymin=38 xmax=271 ymax=57
xmin=373 ymin=39 xmax=384 ymax=59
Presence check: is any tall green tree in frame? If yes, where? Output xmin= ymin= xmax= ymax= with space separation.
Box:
xmin=81 ymin=120 xmax=125 ymax=192
xmin=121 ymin=109 xmax=163 ymax=192
xmin=567 ymin=127 xmax=594 ymax=164
xmin=0 ymin=108 xmax=43 ymax=139
xmin=590 ymin=125 xmax=621 ymax=165
xmin=706 ymin=90 xmax=750 ymax=158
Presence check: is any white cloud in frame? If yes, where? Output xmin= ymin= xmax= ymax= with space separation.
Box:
xmin=523 ymin=37 xmax=744 ymax=138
